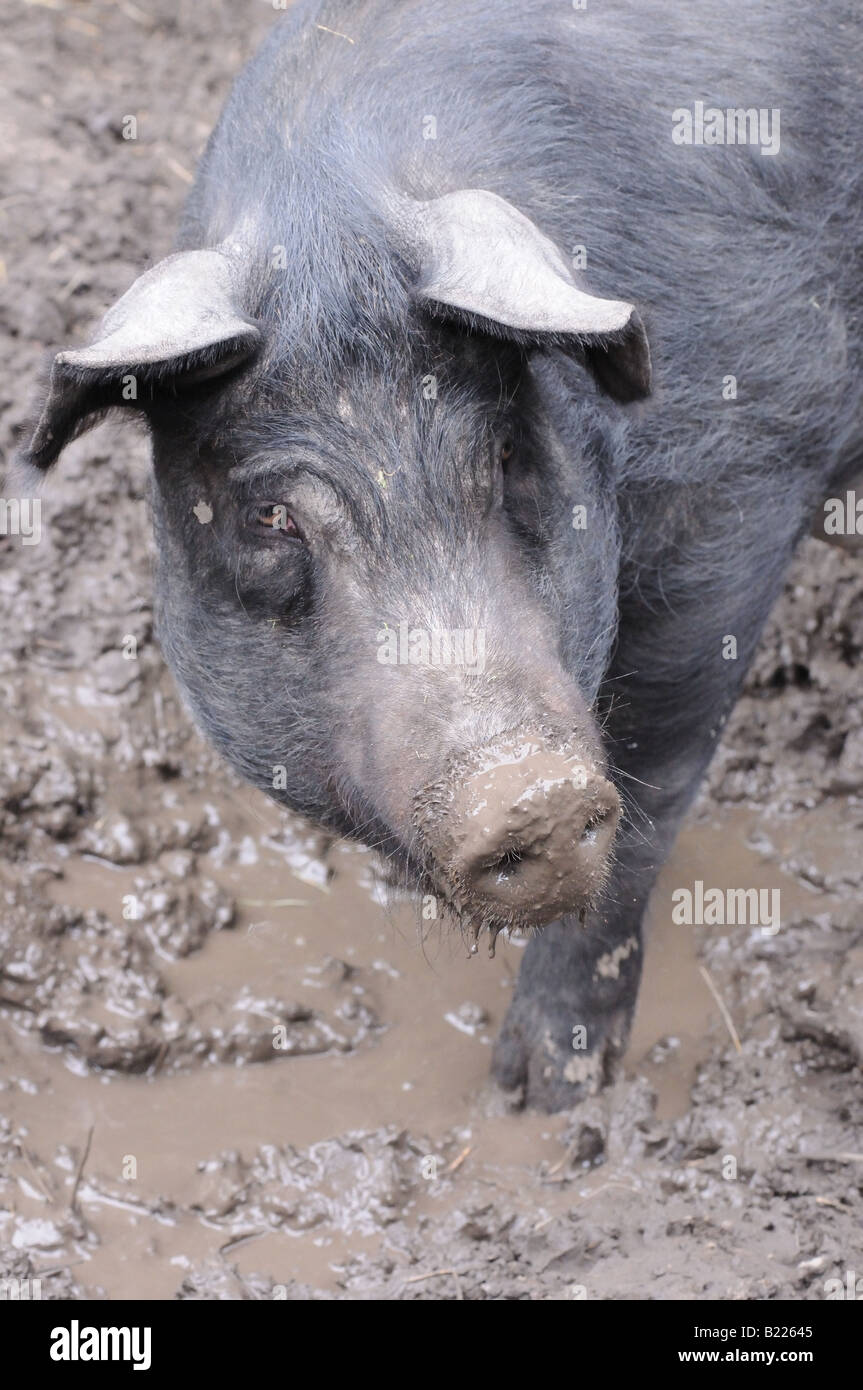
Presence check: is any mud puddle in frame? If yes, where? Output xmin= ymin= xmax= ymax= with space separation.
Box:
xmin=2 ymin=809 xmax=557 ymax=1298
xmin=2 ymin=792 xmax=859 ymax=1300
xmin=628 ymin=805 xmax=859 ymax=1117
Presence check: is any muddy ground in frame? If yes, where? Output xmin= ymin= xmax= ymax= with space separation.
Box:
xmin=0 ymin=0 xmax=861 ymax=1302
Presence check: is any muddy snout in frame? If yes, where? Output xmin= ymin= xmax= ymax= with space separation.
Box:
xmin=424 ymin=739 xmax=620 ymax=928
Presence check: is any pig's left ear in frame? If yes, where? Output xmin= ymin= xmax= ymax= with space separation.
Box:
xmin=17 ymin=247 xmax=260 ymax=472
xmin=410 ymin=190 xmax=651 ymax=403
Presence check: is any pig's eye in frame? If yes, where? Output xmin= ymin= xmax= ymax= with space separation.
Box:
xmin=251 ymin=504 xmax=304 ymax=541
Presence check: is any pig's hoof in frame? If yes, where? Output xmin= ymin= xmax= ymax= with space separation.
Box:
xmin=491 ymin=1001 xmax=628 ymax=1112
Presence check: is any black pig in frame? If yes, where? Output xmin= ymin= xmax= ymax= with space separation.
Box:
xmin=16 ymin=0 xmax=863 ymax=1108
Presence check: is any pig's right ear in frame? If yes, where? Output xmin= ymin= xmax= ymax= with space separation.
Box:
xmin=18 ymin=248 xmax=260 ymax=472
xmin=408 ymin=190 xmax=651 ymax=403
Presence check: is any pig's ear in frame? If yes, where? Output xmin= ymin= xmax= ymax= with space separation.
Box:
xmin=411 ymin=190 xmax=651 ymax=402
xmin=18 ymin=248 xmax=260 ymax=472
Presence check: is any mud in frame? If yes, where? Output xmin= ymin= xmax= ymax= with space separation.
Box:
xmin=1 ymin=0 xmax=861 ymax=1301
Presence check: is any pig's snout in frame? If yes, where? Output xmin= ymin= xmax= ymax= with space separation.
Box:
xmin=422 ymin=740 xmax=620 ymax=929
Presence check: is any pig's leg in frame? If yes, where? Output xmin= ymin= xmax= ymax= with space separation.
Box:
xmin=492 ymin=546 xmax=796 ymax=1110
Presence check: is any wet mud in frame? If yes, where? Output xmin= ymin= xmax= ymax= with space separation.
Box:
xmin=1 ymin=0 xmax=861 ymax=1300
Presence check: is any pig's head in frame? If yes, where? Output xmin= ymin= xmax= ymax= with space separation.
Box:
xmin=18 ymin=189 xmax=651 ymax=945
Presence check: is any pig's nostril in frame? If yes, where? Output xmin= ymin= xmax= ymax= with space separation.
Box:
xmin=580 ymin=808 xmax=611 ymax=845
xmin=484 ymin=846 xmax=526 ymax=882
